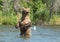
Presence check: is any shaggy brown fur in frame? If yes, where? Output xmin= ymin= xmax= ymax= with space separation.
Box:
xmin=15 ymin=7 xmax=31 ymax=37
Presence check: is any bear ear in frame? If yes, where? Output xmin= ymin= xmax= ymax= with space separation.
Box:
xmin=28 ymin=8 xmax=30 ymax=10
xmin=27 ymin=8 xmax=30 ymax=12
xmin=27 ymin=8 xmax=30 ymax=11
xmin=22 ymin=7 xmax=30 ymax=12
xmin=22 ymin=7 xmax=25 ymax=10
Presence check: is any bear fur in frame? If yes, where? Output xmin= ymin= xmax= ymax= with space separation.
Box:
xmin=15 ymin=7 xmax=32 ymax=37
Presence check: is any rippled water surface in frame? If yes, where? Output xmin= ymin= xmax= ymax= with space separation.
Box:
xmin=0 ymin=25 xmax=60 ymax=42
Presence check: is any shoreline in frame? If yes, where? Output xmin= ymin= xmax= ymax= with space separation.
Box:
xmin=0 ymin=21 xmax=60 ymax=26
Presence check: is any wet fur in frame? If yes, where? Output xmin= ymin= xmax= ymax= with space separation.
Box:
xmin=15 ymin=8 xmax=31 ymax=37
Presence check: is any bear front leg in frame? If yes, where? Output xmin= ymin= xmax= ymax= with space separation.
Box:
xmin=15 ymin=21 xmax=21 ymax=29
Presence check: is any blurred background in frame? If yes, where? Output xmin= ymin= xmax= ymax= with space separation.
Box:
xmin=0 ymin=0 xmax=60 ymax=25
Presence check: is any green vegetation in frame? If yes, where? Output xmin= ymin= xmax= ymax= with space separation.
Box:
xmin=0 ymin=0 xmax=60 ymax=25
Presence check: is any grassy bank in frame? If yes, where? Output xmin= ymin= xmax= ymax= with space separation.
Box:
xmin=0 ymin=15 xmax=17 ymax=25
xmin=38 ymin=15 xmax=60 ymax=26
xmin=49 ymin=15 xmax=60 ymax=25
xmin=0 ymin=14 xmax=60 ymax=26
xmin=0 ymin=12 xmax=21 ymax=25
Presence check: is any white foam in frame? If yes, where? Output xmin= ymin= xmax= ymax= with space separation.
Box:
xmin=33 ymin=26 xmax=36 ymax=30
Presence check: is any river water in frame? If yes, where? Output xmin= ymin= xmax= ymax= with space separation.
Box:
xmin=0 ymin=25 xmax=60 ymax=42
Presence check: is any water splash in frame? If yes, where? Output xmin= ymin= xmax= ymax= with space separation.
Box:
xmin=33 ymin=26 xmax=36 ymax=30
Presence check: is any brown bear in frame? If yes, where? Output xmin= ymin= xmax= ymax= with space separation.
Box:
xmin=15 ymin=7 xmax=32 ymax=37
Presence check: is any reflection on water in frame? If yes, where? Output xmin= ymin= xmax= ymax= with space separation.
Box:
xmin=0 ymin=25 xmax=60 ymax=42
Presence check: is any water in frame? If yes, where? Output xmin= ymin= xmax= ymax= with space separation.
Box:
xmin=0 ymin=25 xmax=60 ymax=42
